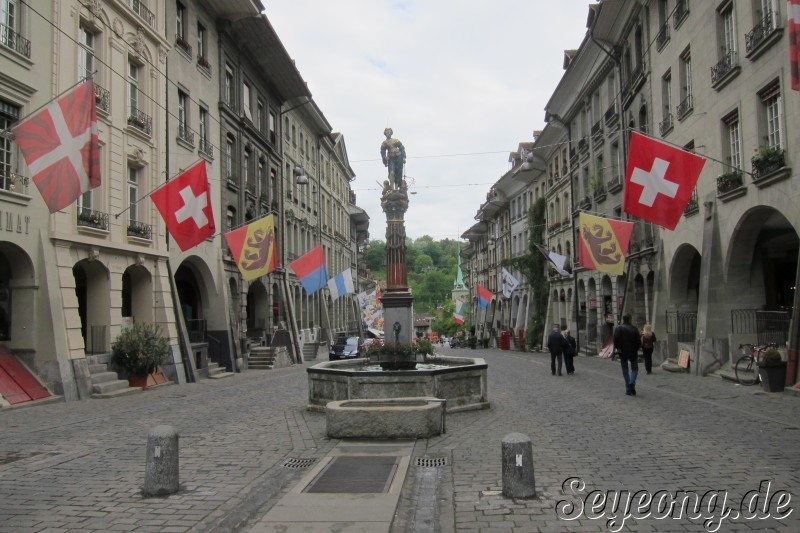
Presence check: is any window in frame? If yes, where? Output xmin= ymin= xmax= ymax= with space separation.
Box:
xmin=197 ymin=22 xmax=206 ymax=60
xmin=661 ymin=70 xmax=672 ymax=119
xmin=759 ymin=81 xmax=783 ymax=149
xmin=656 ymin=0 xmax=669 ymax=50
xmin=176 ymin=1 xmax=185 ymax=41
xmin=269 ymin=111 xmax=276 ymax=143
xmin=0 ymin=100 xmax=19 ymax=191
xmin=177 ymin=90 xmax=190 ymax=142
xmin=199 ymin=106 xmax=208 ymax=147
xmin=224 ymin=64 xmax=234 ymax=107
xmin=128 ymin=167 xmax=138 ymax=223
xmin=721 ymin=3 xmax=736 ymax=54
xmin=677 ymin=47 xmax=693 ymax=118
xmin=242 ymin=82 xmax=252 ymax=120
xmin=291 ymin=124 xmax=296 ymax=147
xmin=256 ymin=99 xmax=264 ymax=131
xmin=128 ymin=61 xmax=139 ymax=114
xmin=225 ymin=136 xmax=234 ymax=178
xmin=243 ymin=150 xmax=251 ymax=189
xmin=78 ymin=25 xmax=95 ymax=79
xmin=226 ymin=206 xmax=235 ymax=232
xmin=723 ymin=111 xmax=742 ymax=170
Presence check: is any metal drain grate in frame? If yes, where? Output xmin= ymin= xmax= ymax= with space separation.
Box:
xmin=281 ymin=457 xmax=316 ymax=469
xmin=415 ymin=457 xmax=447 ymax=468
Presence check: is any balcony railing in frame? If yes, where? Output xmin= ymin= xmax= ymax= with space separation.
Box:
xmin=0 ymin=22 xmax=31 ymax=58
xmin=128 ymin=0 xmax=155 ymax=28
xmin=127 ymin=220 xmax=152 ymax=239
xmin=745 ymin=10 xmax=777 ymax=55
xmin=684 ymin=190 xmax=698 ymax=216
xmin=178 ymin=123 xmax=195 ymax=145
xmin=128 ymin=107 xmax=152 ymax=135
xmin=0 ymin=170 xmax=30 ymax=194
xmin=659 ymin=114 xmax=673 ymax=136
xmin=76 ymin=207 xmax=110 ymax=231
xmin=175 ymin=36 xmax=192 ymax=56
xmin=676 ymin=94 xmax=693 ymax=119
xmin=577 ymin=138 xmax=587 ymax=153
xmin=716 ymin=170 xmax=743 ymax=194
xmin=245 ymin=182 xmax=256 ymax=196
xmin=197 ymin=55 xmax=212 ymax=76
xmin=607 ymin=175 xmax=623 ymax=193
xmin=751 ymin=148 xmax=786 ymax=181
xmin=591 ymin=121 xmax=603 ymax=143
xmin=666 ymin=311 xmax=697 ymax=342
xmin=199 ymin=137 xmax=214 ymax=158
xmin=94 ymin=84 xmax=110 ymax=114
xmin=711 ymin=50 xmax=738 ymax=86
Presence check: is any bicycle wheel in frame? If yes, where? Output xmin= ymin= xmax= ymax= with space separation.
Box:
xmin=734 ymin=355 xmax=758 ymax=385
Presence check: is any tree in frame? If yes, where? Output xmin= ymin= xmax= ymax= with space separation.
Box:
xmin=503 ymin=197 xmax=548 ymax=348
xmin=364 ymin=240 xmax=385 ymax=272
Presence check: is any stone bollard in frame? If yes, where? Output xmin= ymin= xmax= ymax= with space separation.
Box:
xmin=144 ymin=425 xmax=179 ymax=496
xmin=501 ymin=432 xmax=536 ymax=498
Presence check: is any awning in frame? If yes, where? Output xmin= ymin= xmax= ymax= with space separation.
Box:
xmin=367 ymin=328 xmax=384 ymax=338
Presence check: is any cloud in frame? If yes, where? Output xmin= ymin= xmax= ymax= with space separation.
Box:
xmin=266 ymin=1 xmax=589 ymax=239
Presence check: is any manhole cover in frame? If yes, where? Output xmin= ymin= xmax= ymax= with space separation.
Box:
xmin=304 ymin=456 xmax=399 ymax=493
xmin=282 ymin=457 xmax=316 ymax=469
xmin=415 ymin=457 xmax=447 ymax=468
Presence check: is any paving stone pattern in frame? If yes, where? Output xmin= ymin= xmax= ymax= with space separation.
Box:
xmin=0 ymin=349 xmax=798 ymax=532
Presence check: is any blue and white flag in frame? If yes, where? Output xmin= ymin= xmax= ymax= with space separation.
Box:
xmin=327 ymin=268 xmax=355 ymax=301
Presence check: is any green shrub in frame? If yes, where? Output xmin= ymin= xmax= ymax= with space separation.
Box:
xmin=112 ymin=322 xmax=171 ymax=375
xmin=760 ymin=348 xmax=782 ymax=365
xmin=416 ymin=339 xmax=434 ymax=356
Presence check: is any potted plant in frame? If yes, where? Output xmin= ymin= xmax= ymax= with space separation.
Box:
xmin=757 ymin=348 xmax=787 ymax=393
xmin=112 ymin=322 xmax=171 ymax=388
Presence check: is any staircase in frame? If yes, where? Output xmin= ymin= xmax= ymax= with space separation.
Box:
xmin=303 ymin=341 xmax=319 ymax=361
xmin=248 ymin=346 xmax=278 ymax=369
xmin=88 ymin=354 xmax=143 ymax=399
xmin=206 ymin=361 xmax=234 ymax=379
xmin=660 ymin=357 xmax=687 ymax=374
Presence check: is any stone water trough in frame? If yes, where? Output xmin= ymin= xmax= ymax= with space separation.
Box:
xmin=326 ymin=397 xmax=445 ymax=439
xmin=307 ymin=355 xmax=489 ymax=413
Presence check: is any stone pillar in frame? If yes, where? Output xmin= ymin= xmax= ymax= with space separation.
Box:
xmin=144 ymin=425 xmax=179 ymax=496
xmin=501 ymin=432 xmax=535 ymax=498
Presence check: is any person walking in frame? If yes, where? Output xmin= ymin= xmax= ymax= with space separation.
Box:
xmin=546 ymin=325 xmax=566 ymax=376
xmin=563 ymin=328 xmax=577 ymax=375
xmin=640 ymin=324 xmax=656 ymax=374
xmin=613 ymin=314 xmax=641 ymax=396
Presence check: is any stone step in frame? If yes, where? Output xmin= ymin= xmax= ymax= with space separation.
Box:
xmin=90 ymin=371 xmax=121 ymax=384
xmin=208 ymin=371 xmax=235 ymax=379
xmin=661 ymin=359 xmax=686 ymax=373
xmin=88 ymin=363 xmax=109 ymax=374
xmin=92 ymin=379 xmax=137 ymax=395
xmin=92 ymin=386 xmax=144 ymax=399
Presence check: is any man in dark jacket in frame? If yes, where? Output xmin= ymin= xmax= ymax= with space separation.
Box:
xmin=546 ymin=325 xmax=566 ymax=376
xmin=613 ymin=314 xmax=641 ymax=396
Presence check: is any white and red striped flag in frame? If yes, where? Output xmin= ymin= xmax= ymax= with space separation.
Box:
xmin=12 ymin=81 xmax=101 ymax=212
xmin=790 ymin=0 xmax=800 ymax=90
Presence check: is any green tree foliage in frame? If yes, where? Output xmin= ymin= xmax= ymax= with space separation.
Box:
xmin=502 ymin=197 xmax=548 ymax=347
xmin=415 ymin=254 xmax=434 ymax=271
xmin=364 ymin=240 xmax=386 ymax=271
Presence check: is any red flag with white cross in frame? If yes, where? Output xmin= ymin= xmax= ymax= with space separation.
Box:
xmin=12 ymin=80 xmax=101 ymax=212
xmin=622 ymin=131 xmax=706 ymax=230
xmin=150 ymin=161 xmax=215 ymax=251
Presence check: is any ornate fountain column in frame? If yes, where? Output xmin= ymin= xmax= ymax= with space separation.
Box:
xmin=380 ymin=179 xmax=415 ymax=350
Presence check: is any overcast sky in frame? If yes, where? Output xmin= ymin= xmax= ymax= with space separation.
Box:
xmin=265 ymin=1 xmax=590 ymax=241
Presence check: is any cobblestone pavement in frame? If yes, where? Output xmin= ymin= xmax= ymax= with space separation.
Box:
xmin=1 ymin=348 xmax=799 ymax=532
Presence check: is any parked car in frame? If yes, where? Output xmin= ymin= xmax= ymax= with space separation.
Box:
xmin=329 ymin=336 xmax=363 ymax=360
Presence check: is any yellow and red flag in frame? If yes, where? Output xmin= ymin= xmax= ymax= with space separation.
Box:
xmin=578 ymin=212 xmax=633 ymax=276
xmin=224 ymin=215 xmax=278 ymax=281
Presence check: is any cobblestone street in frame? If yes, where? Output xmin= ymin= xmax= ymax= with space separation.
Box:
xmin=1 ymin=348 xmax=798 ymax=532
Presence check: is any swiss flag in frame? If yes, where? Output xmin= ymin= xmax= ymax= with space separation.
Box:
xmin=623 ymin=131 xmax=706 ymax=230
xmin=12 ymin=81 xmax=101 ymax=213
xmin=151 ymin=161 xmax=215 ymax=251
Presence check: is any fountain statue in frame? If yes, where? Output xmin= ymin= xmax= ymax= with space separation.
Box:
xmin=305 ymin=129 xmax=489 ymax=419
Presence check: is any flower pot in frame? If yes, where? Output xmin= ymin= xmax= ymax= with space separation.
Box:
xmin=758 ymin=361 xmax=787 ymax=393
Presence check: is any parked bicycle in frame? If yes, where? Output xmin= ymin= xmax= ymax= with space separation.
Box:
xmin=735 ymin=343 xmax=778 ymax=385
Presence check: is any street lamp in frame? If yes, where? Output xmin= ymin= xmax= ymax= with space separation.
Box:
xmin=294 ymin=165 xmax=308 ymax=185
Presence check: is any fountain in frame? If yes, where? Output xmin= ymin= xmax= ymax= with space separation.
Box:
xmin=307 ymin=130 xmax=489 ymax=420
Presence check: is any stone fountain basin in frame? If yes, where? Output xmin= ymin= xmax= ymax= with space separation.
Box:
xmin=326 ymin=397 xmax=444 ymax=439
xmin=307 ymin=355 xmax=489 ymax=413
